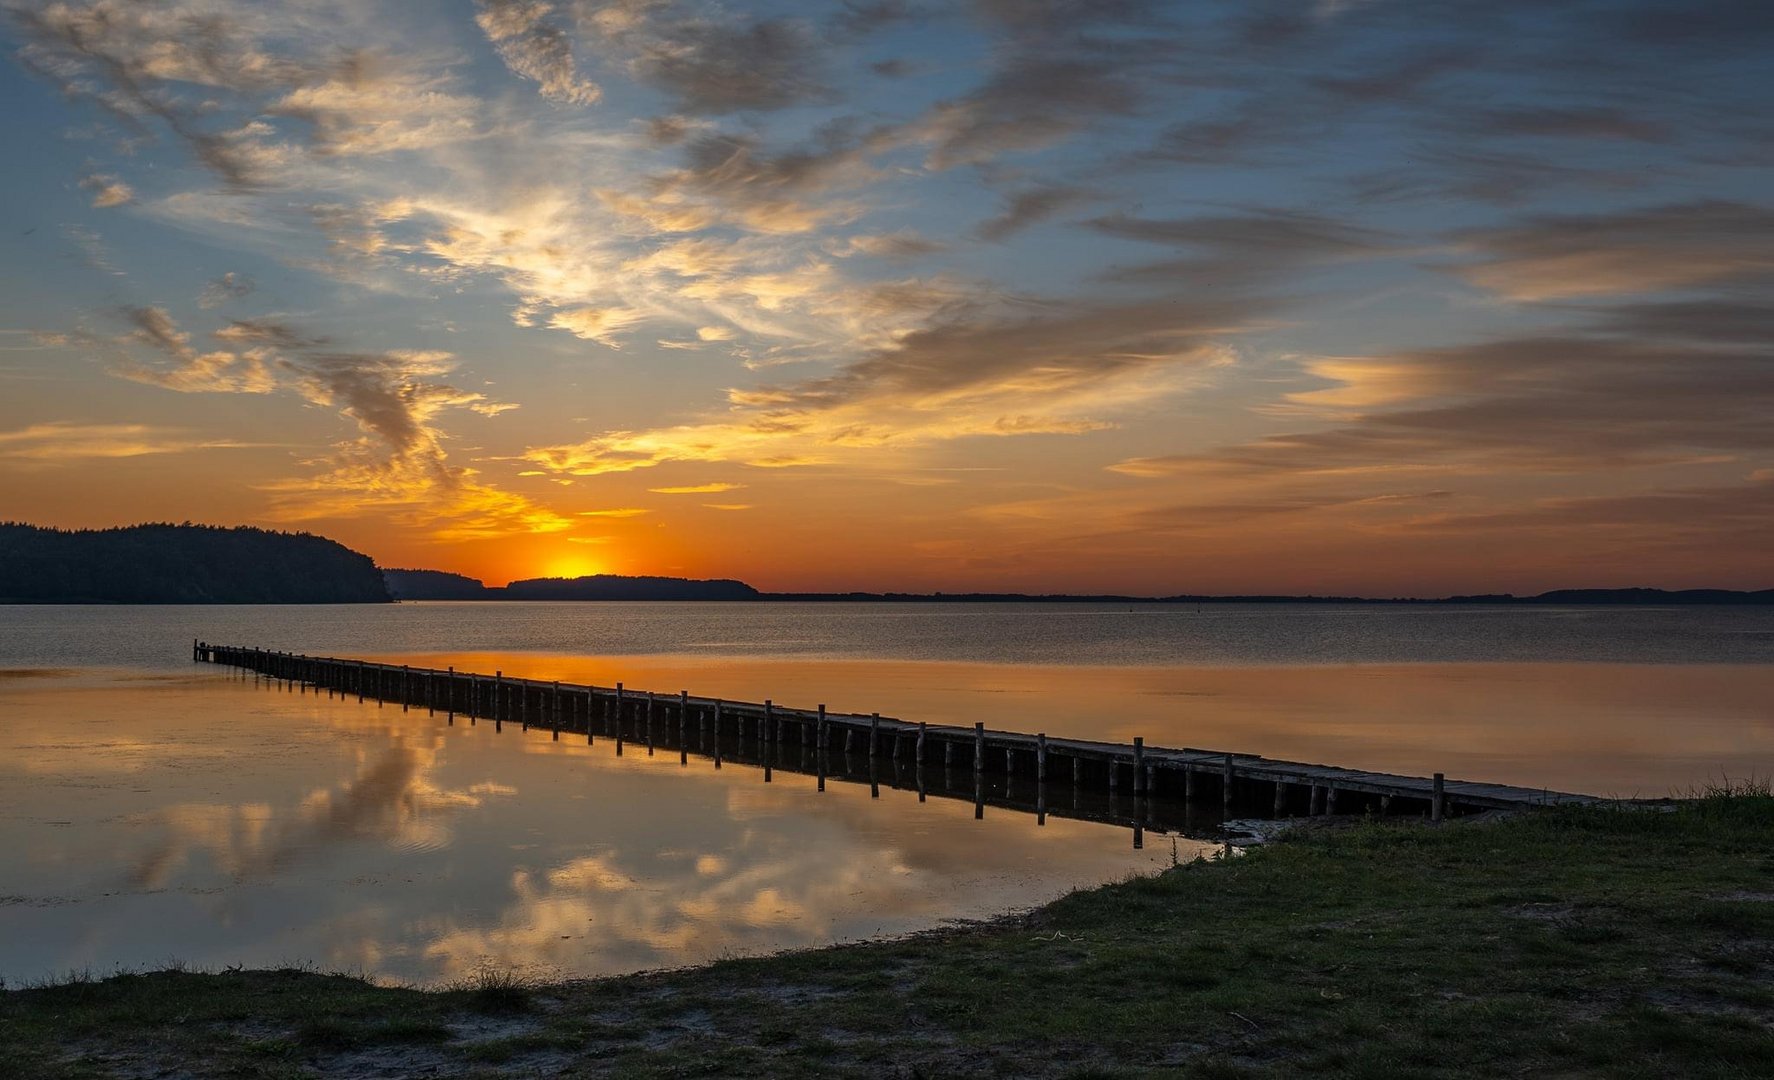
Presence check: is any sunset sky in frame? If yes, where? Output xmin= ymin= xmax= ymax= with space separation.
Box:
xmin=1 ymin=0 xmax=1770 ymax=593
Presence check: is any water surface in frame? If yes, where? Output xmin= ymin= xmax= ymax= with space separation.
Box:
xmin=3 ymin=602 xmax=1770 ymax=986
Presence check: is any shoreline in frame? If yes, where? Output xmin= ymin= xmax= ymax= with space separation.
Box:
xmin=7 ymin=795 xmax=1773 ymax=1077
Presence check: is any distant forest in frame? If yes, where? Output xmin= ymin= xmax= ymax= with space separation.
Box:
xmin=383 ymin=567 xmax=1772 ymax=605
xmin=0 ymin=523 xmax=391 ymax=604
xmin=5 ymin=523 xmax=1769 ymax=605
xmin=383 ymin=569 xmax=759 ymax=601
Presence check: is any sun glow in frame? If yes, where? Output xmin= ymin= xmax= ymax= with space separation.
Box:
xmin=541 ymin=554 xmax=605 ymax=580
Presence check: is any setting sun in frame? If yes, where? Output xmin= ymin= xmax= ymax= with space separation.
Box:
xmin=540 ymin=553 xmax=606 ymax=581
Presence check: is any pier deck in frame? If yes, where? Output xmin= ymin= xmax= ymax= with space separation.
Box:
xmin=196 ymin=643 xmax=1603 ymax=825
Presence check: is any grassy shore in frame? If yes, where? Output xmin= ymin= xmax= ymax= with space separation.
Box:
xmin=6 ymin=794 xmax=1773 ymax=1078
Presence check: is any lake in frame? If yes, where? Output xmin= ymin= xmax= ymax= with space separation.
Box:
xmin=3 ymin=602 xmax=1771 ymax=986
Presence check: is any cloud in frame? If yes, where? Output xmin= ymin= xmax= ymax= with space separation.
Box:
xmin=474 ymin=0 xmax=601 ymax=105
xmin=1473 ymin=106 xmax=1669 ymax=143
xmin=1450 ymin=201 xmax=1774 ymax=300
xmin=102 ymin=306 xmax=567 ymax=541
xmin=526 ymin=295 xmax=1253 ymax=477
xmin=975 ymin=187 xmax=1090 ymax=242
xmin=116 ymin=306 xmax=277 ymax=394
xmin=648 ymin=482 xmax=744 ymax=494
xmin=197 ymin=272 xmax=256 ymax=309
xmin=1117 ymin=330 xmax=1774 ymax=483
xmin=268 ymin=51 xmax=482 ymax=156
xmin=549 ymin=306 xmax=645 ymax=344
xmin=828 ymin=231 xmax=945 ymax=258
xmin=593 ymin=8 xmax=832 ymax=114
xmin=578 ymin=507 xmax=649 ymax=517
xmin=9 ymin=1 xmax=307 ymax=188
xmin=647 ymin=129 xmax=886 ymax=234
xmin=1088 ymin=208 xmax=1396 ymax=287
xmin=0 ymin=421 xmax=252 ymax=463
xmin=79 ymin=172 xmax=134 ymax=207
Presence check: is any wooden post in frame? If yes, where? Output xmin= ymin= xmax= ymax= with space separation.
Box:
xmin=818 ymin=704 xmax=827 ymax=752
xmin=1133 ymin=738 xmax=1146 ymax=797
xmin=645 ymin=692 xmax=655 ymax=756
xmin=1379 ymin=794 xmax=1392 ymax=814
xmin=1325 ymin=786 xmax=1338 ymax=814
xmin=916 ymin=721 xmax=926 ymax=764
xmin=401 ymin=665 xmax=409 ymax=712
xmin=974 ymin=722 xmax=985 ymax=820
xmin=1432 ymin=773 xmax=1445 ymax=822
xmin=1036 ymin=733 xmax=1047 ymax=785
xmin=712 ymin=700 xmax=722 ymax=767
xmin=679 ymin=691 xmax=689 ymax=764
xmin=765 ymin=700 xmax=775 ymax=746
xmin=870 ymin=713 xmax=880 ymax=763
xmin=1222 ymin=754 xmax=1235 ymax=817
xmin=1185 ymin=762 xmax=1196 ymax=801
xmin=1273 ymin=780 xmax=1286 ymax=817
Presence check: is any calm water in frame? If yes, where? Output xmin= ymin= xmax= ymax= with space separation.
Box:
xmin=3 ymin=602 xmax=1772 ymax=986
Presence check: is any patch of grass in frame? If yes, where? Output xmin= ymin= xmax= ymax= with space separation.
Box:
xmin=445 ymin=969 xmax=535 ymax=1014
xmin=8 ymin=799 xmax=1774 ymax=1076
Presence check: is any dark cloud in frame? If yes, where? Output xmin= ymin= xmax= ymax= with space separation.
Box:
xmin=922 ymin=52 xmax=1147 ymax=169
xmin=213 ymin=318 xmax=317 ymax=349
xmin=8 ymin=2 xmax=304 ymax=188
xmin=1450 ymin=200 xmax=1774 ymax=298
xmin=975 ymin=186 xmax=1091 ymax=241
xmin=1121 ymin=335 xmax=1774 ymax=480
xmin=624 ymin=15 xmax=832 ymax=113
xmin=1347 ymin=147 xmax=1647 ymax=207
xmin=1474 ymin=106 xmax=1668 ymax=142
xmin=747 ymin=294 xmax=1261 ymax=412
xmin=831 ymin=1 xmax=921 ymax=36
xmin=1311 ymin=48 xmax=1475 ymax=103
xmin=652 ymin=125 xmax=892 ymax=232
xmin=1129 ymin=490 xmax=1456 ymax=530
xmin=1392 ymin=475 xmax=1774 ymax=547
xmin=1593 ymin=301 xmax=1774 ymax=346
xmin=1089 ymin=209 xmax=1394 ymax=287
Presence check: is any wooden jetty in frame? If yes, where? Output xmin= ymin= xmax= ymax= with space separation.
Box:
xmin=194 ymin=642 xmax=1601 ymax=832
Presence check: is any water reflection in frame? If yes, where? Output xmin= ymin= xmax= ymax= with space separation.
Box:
xmin=387 ymin=652 xmax=1774 ymax=797
xmin=0 ymin=669 xmax=1186 ymax=986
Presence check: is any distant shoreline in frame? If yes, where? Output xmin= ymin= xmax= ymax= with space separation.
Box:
xmin=7 ymin=588 xmax=1774 ymax=606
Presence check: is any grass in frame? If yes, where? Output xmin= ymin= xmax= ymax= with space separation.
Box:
xmin=5 ymin=792 xmax=1774 ymax=1077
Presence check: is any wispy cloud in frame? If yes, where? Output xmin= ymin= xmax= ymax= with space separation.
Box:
xmin=648 ymin=482 xmax=744 ymax=494
xmin=0 ymin=421 xmax=254 ymax=462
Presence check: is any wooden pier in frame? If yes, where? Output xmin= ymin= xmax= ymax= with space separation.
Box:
xmin=194 ymin=642 xmax=1600 ymax=834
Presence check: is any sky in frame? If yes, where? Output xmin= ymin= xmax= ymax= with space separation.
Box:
xmin=0 ymin=0 xmax=1770 ymax=594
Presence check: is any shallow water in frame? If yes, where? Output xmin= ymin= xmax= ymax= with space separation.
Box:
xmin=2 ymin=602 xmax=1770 ymax=986
xmin=0 ymin=667 xmax=1190 ymax=987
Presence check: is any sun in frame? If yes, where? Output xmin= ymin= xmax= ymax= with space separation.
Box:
xmin=541 ymin=554 xmax=605 ymax=580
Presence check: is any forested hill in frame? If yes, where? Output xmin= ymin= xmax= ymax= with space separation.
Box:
xmin=0 ymin=523 xmax=391 ymax=603
xmin=504 ymin=575 xmax=760 ymax=601
xmin=383 ymin=568 xmax=493 ymax=600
